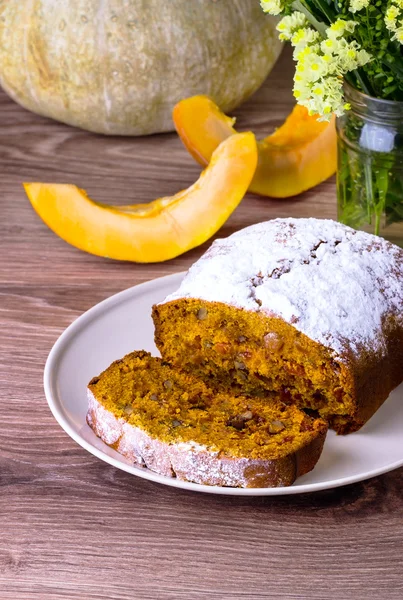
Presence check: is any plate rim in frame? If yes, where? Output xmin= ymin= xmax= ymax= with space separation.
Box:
xmin=44 ymin=273 xmax=403 ymax=496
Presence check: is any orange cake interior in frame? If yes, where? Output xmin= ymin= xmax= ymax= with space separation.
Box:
xmin=153 ymin=299 xmax=358 ymax=433
xmin=88 ymin=351 xmax=327 ymax=460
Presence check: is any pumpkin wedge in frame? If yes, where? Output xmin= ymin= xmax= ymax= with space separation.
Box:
xmin=173 ymin=96 xmax=336 ymax=198
xmin=23 ymin=132 xmax=257 ymax=263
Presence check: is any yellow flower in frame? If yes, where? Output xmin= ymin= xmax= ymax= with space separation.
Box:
xmin=289 ymin=19 xmax=372 ymax=120
xmin=260 ymin=0 xmax=284 ymax=16
xmin=396 ymin=26 xmax=403 ymax=42
xmin=385 ymin=6 xmax=399 ymax=31
xmin=276 ymin=12 xmax=309 ymax=40
xmin=385 ymin=1 xmax=403 ymax=43
xmin=321 ymin=38 xmax=338 ymax=53
xmin=349 ymin=0 xmax=370 ymax=13
xmin=328 ymin=20 xmax=357 ymax=41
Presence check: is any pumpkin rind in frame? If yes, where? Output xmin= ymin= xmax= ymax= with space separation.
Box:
xmin=0 ymin=0 xmax=282 ymax=136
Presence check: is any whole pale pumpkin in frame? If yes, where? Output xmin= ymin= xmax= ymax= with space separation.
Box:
xmin=0 ymin=0 xmax=282 ymax=136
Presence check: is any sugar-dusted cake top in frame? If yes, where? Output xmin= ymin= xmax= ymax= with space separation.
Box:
xmin=163 ymin=218 xmax=403 ymax=359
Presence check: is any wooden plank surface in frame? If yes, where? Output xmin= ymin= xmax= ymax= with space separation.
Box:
xmin=0 ymin=47 xmax=402 ymax=600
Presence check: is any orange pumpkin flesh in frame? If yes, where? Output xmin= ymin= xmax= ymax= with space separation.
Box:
xmin=23 ymin=132 xmax=257 ymax=263
xmin=173 ymin=95 xmax=337 ymax=198
xmin=172 ymin=96 xmax=235 ymax=166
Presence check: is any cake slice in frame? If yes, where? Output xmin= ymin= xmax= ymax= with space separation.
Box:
xmin=86 ymin=351 xmax=327 ymax=488
xmin=153 ymin=218 xmax=403 ymax=434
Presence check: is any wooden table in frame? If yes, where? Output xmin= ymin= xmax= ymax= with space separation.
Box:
xmin=1 ymin=48 xmax=402 ymax=600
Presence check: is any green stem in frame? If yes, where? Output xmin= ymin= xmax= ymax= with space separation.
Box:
xmin=363 ymin=159 xmax=374 ymax=226
xmin=291 ymin=1 xmax=328 ymax=35
xmin=307 ymin=0 xmax=335 ymax=23
xmin=345 ymin=71 xmax=372 ymax=96
xmin=381 ymin=55 xmax=403 ymax=79
xmin=374 ymin=167 xmax=390 ymax=236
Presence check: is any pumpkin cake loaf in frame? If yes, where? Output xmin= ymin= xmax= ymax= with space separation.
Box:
xmin=87 ymin=351 xmax=327 ymax=488
xmin=153 ymin=218 xmax=403 ymax=434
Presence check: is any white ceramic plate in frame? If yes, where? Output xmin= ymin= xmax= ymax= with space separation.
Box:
xmin=44 ymin=272 xmax=403 ymax=496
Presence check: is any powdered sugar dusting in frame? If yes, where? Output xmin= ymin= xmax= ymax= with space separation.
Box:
xmin=86 ymin=391 xmax=302 ymax=487
xmin=163 ymin=218 xmax=403 ymax=359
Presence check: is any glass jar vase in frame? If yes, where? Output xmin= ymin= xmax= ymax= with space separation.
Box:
xmin=337 ymin=83 xmax=403 ymax=246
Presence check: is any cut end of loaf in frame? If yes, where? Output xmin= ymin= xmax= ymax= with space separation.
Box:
xmin=86 ymin=351 xmax=327 ymax=488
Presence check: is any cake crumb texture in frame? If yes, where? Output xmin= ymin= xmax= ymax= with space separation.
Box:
xmin=153 ymin=218 xmax=403 ymax=434
xmin=87 ymin=351 xmax=327 ymax=487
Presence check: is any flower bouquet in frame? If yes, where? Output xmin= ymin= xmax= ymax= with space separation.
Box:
xmin=261 ymin=0 xmax=403 ymax=244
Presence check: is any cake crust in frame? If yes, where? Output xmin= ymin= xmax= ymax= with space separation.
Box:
xmin=161 ymin=218 xmax=403 ymax=361
xmin=153 ymin=218 xmax=403 ymax=433
xmin=87 ymin=390 xmax=327 ymax=488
